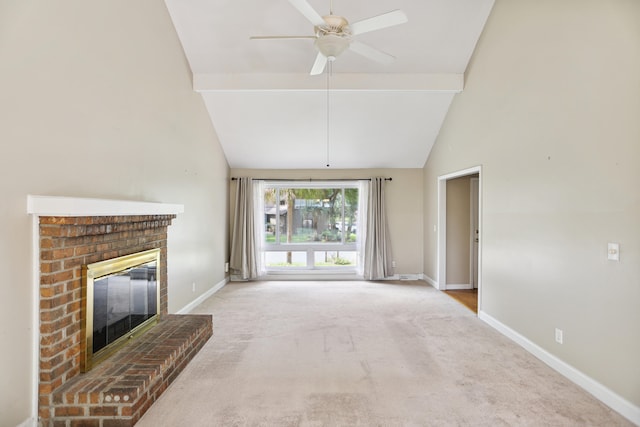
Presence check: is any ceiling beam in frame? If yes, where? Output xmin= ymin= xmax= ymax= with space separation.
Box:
xmin=193 ymin=73 xmax=463 ymax=93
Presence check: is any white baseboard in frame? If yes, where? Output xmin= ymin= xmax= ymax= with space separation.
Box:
xmin=421 ymin=274 xmax=439 ymax=289
xmin=176 ymin=277 xmax=228 ymax=314
xmin=443 ymin=283 xmax=473 ymax=290
xmin=479 ymin=310 xmax=640 ymax=426
xmin=16 ymin=417 xmax=35 ymax=427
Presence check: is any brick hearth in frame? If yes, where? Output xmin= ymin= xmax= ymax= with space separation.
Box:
xmin=51 ymin=314 xmax=212 ymax=427
xmin=34 ymin=211 xmax=212 ymax=427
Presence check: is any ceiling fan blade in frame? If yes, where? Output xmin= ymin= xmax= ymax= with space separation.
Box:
xmin=288 ymin=0 xmax=325 ymax=27
xmin=310 ymin=52 xmax=328 ymax=75
xmin=349 ymin=41 xmax=395 ymax=64
xmin=350 ymin=9 xmax=408 ymax=36
xmin=250 ymin=35 xmax=316 ymax=40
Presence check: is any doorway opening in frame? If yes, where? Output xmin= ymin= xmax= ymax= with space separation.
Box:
xmin=437 ymin=166 xmax=482 ymax=313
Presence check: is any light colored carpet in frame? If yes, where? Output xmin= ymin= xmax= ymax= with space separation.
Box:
xmin=137 ymin=281 xmax=631 ymax=426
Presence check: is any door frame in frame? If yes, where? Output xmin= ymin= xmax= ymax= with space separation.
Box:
xmin=437 ymin=166 xmax=482 ymax=307
xmin=470 ymin=177 xmax=479 ymax=289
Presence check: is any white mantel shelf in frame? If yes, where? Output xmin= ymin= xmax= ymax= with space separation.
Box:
xmin=27 ymin=195 xmax=184 ymax=217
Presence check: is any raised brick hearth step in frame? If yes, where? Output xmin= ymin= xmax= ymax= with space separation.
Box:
xmin=49 ymin=314 xmax=212 ymax=427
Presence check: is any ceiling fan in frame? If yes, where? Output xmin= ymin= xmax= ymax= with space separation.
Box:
xmin=250 ymin=0 xmax=408 ymax=75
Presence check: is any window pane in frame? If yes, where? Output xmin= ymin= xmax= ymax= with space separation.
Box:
xmin=261 ymin=182 xmax=361 ymax=273
xmin=263 ymin=187 xmax=284 ymax=244
xmin=265 ymin=251 xmax=307 ymax=267
xmin=314 ymin=251 xmax=358 ymax=267
xmin=264 ymin=187 xmax=359 ymax=245
xmin=342 ymin=188 xmax=359 ymax=242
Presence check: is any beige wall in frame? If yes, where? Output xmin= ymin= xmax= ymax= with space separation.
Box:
xmin=423 ymin=0 xmax=640 ymax=407
xmin=446 ymin=176 xmax=471 ymax=285
xmin=0 ymin=1 xmax=229 ymax=425
xmin=230 ymin=169 xmax=424 ymax=276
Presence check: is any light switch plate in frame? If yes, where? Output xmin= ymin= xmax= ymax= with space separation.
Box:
xmin=608 ymin=243 xmax=620 ymax=261
xmin=555 ymin=328 xmax=563 ymax=344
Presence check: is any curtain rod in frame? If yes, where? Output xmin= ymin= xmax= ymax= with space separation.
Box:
xmin=231 ymin=177 xmax=392 ymax=182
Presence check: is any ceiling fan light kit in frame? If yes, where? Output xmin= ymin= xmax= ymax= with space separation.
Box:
xmin=251 ymin=0 xmax=407 ymax=75
xmin=315 ymin=32 xmax=350 ymax=60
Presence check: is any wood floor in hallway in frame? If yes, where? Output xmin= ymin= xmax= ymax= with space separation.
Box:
xmin=443 ymin=288 xmax=478 ymax=313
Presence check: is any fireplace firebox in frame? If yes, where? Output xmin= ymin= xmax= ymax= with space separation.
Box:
xmin=82 ymin=248 xmax=161 ymax=371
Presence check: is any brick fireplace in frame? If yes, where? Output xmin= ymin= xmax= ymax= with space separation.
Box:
xmin=28 ymin=196 xmax=213 ymax=427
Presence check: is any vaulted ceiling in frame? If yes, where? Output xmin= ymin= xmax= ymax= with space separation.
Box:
xmin=164 ymin=0 xmax=494 ymax=169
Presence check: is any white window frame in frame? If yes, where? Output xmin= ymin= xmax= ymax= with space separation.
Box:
xmin=259 ymin=180 xmax=362 ymax=274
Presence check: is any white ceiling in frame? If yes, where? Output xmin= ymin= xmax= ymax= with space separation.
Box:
xmin=164 ymin=0 xmax=494 ymax=169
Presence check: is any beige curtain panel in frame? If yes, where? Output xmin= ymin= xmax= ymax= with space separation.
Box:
xmin=363 ymin=177 xmax=394 ymax=280
xmin=230 ymin=177 xmax=258 ymax=280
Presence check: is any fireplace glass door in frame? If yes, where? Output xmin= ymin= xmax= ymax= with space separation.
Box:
xmin=92 ymin=262 xmax=157 ymax=352
xmin=83 ymin=249 xmax=160 ymax=371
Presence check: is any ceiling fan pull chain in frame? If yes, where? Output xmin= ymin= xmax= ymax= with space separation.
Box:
xmin=326 ymin=61 xmax=332 ymax=167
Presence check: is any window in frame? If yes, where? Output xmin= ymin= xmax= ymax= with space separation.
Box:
xmin=259 ymin=181 xmax=364 ymax=273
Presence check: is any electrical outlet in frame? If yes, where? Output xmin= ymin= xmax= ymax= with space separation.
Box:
xmin=225 ymin=262 xmax=229 ymax=273
xmin=192 ymin=282 xmax=196 ymax=292
xmin=555 ymin=328 xmax=563 ymax=344
xmin=392 ymin=260 xmax=396 ymax=268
